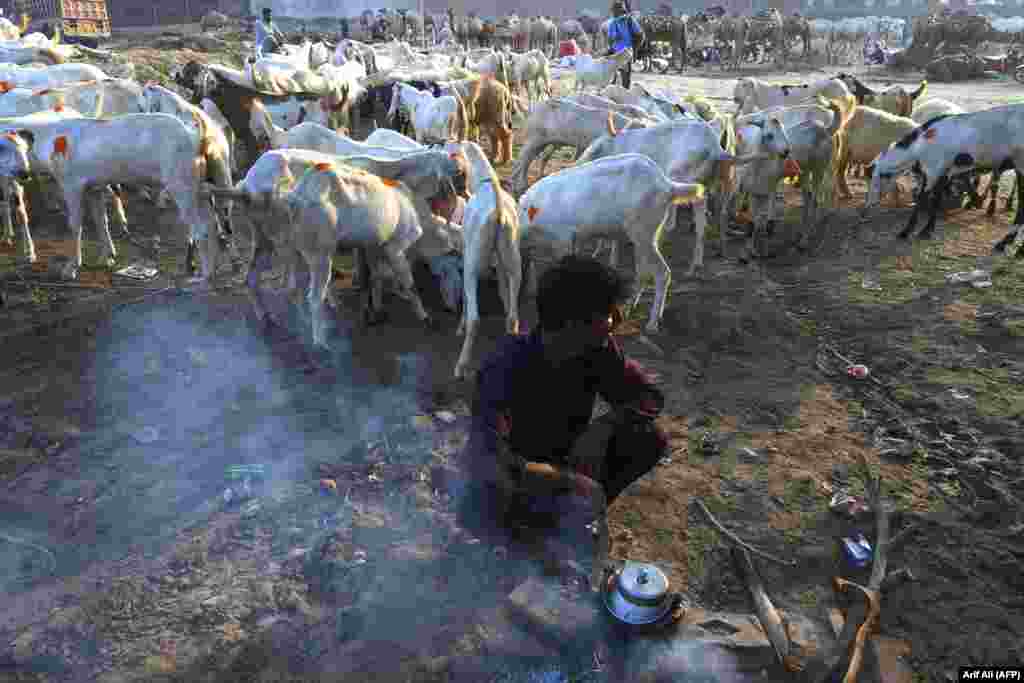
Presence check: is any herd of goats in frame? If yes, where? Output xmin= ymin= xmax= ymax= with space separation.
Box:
xmin=0 ymin=20 xmax=1021 ymax=382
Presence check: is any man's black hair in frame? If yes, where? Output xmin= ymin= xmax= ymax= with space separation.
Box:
xmin=536 ymin=255 xmax=633 ymax=332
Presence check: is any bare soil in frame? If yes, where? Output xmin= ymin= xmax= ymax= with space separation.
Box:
xmin=0 ymin=34 xmax=1022 ymax=683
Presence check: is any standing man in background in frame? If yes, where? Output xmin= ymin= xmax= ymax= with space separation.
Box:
xmin=606 ymin=0 xmax=643 ymax=89
xmin=255 ymin=7 xmax=285 ymax=59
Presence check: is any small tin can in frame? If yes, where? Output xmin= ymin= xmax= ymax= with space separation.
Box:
xmin=840 ymin=533 xmax=873 ymax=570
xmin=847 ymin=364 xmax=870 ymax=380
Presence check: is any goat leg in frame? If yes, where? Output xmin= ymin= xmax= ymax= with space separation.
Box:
xmin=918 ymin=175 xmax=948 ymax=240
xmin=1013 ymin=170 xmax=1024 ymax=225
xmin=898 ymin=186 xmax=926 ymax=239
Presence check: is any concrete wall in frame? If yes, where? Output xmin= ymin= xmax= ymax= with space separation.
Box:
xmin=107 ymin=0 xmax=245 ymax=28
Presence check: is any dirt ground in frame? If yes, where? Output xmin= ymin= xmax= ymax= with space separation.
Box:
xmin=0 ymin=32 xmax=1022 ymax=683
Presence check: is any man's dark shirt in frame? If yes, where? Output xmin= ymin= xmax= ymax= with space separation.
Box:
xmin=465 ymin=328 xmax=665 ymax=486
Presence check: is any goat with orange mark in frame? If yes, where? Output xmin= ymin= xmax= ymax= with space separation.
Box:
xmin=0 ymin=113 xmax=223 ymax=283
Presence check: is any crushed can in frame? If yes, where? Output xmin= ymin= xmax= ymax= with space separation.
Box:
xmin=840 ymin=533 xmax=873 ymax=570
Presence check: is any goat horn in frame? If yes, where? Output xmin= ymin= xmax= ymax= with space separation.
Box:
xmin=606 ymin=111 xmax=617 ymax=137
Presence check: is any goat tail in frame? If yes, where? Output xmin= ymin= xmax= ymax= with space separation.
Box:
xmin=669 ymin=181 xmax=705 ymax=206
xmin=453 ymin=89 xmax=469 ymax=141
xmin=911 ymin=79 xmax=928 ymax=101
xmin=825 ymin=99 xmax=843 ymax=138
xmin=502 ymin=87 xmax=514 ymax=131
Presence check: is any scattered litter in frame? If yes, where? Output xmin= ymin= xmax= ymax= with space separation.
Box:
xmin=288 ymin=547 xmax=310 ymax=559
xmin=949 ymin=388 xmax=971 ymax=400
xmin=839 ymin=533 xmax=873 ymax=570
xmin=860 ymin=273 xmax=882 ymax=290
xmin=241 ymin=500 xmax=261 ymax=517
xmin=132 ymin=426 xmax=161 ymax=444
xmin=352 ymin=549 xmax=367 ymax=564
xmin=368 ymin=472 xmax=381 ymax=482
xmin=48 ymin=255 xmax=79 ymax=281
xmin=114 ymin=264 xmax=159 ymax=281
xmin=658 ymin=455 xmax=673 ymax=466
xmin=830 ymin=492 xmax=870 ymax=518
xmin=319 ymin=479 xmax=337 ymax=496
xmin=434 ymin=410 xmax=457 ymax=424
xmin=946 ymin=269 xmax=990 ymax=285
xmin=739 ymin=447 xmax=763 ymax=461
xmin=847 ymin=364 xmax=870 ymax=379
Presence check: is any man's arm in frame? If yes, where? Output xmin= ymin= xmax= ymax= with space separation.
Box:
xmin=591 ymin=337 xmax=666 ymax=420
xmin=466 ymin=357 xmax=596 ymax=498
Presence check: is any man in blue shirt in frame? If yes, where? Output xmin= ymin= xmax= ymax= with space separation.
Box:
xmin=255 ymin=7 xmax=285 ymax=59
xmin=606 ymin=0 xmax=642 ymax=89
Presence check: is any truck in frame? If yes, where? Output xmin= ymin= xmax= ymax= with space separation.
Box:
xmin=13 ymin=0 xmax=110 ymax=48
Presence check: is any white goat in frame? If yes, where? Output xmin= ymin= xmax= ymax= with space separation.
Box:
xmin=0 ymin=114 xmax=222 ymax=280
xmin=142 ymin=84 xmax=234 ymax=241
xmin=578 ymin=115 xmax=787 ymax=272
xmin=0 ymin=108 xmax=129 ymax=264
xmin=568 ymin=92 xmax=662 ymax=124
xmin=911 ymin=98 xmax=964 ymax=124
xmin=733 ymin=76 xmax=856 ymax=124
xmin=506 ymin=49 xmax=552 ymax=101
xmin=0 ymin=62 xmax=109 ymax=90
xmin=253 ymin=118 xmax=417 ymax=160
xmin=453 ymin=141 xmax=521 ymax=379
xmin=866 ymin=105 xmax=1024 ymax=253
xmin=364 ymin=127 xmax=424 ymax=150
xmin=293 ymin=164 xmax=436 ymax=345
xmin=0 ymin=132 xmax=33 ymax=261
xmin=510 ymin=98 xmax=649 ymax=195
xmin=733 ymin=104 xmax=840 ymax=257
xmin=209 ymin=148 xmax=466 ymax=325
xmin=385 ymin=81 xmax=468 ymax=144
xmin=574 ymin=48 xmax=632 ymax=93
xmin=518 ymin=154 xmax=705 ymax=332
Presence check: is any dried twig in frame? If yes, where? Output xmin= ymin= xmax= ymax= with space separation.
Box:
xmin=731 ymin=546 xmax=801 ymax=672
xmin=694 ymin=499 xmax=797 ymax=567
xmin=804 ymin=454 xmax=890 ymax=683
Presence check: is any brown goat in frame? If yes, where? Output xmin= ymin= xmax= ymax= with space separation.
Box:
xmin=445 ymin=76 xmax=515 ymax=166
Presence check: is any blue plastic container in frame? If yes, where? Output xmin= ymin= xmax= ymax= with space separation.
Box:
xmin=840 ymin=533 xmax=873 ymax=570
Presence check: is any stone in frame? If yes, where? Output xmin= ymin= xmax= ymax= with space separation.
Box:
xmin=201 ymin=11 xmax=229 ymax=31
xmin=505 ymin=577 xmax=602 ymax=649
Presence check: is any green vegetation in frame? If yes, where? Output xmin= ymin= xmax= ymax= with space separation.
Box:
xmin=927 ymin=367 xmax=1024 ymax=419
xmin=846 ymin=237 xmax=1024 ymax=308
xmin=687 ymin=525 xmax=719 ymax=585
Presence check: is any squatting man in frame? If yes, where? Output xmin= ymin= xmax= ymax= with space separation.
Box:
xmin=460 ymin=256 xmax=669 ymax=546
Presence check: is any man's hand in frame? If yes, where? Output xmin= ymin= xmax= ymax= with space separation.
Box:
xmin=567 ymin=471 xmax=602 ymax=499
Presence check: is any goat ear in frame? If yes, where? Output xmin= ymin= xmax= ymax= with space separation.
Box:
xmin=16 ymin=129 xmax=34 ymax=146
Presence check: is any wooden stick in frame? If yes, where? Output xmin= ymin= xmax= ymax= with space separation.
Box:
xmin=881 ymin=567 xmax=915 ymax=593
xmin=803 ymin=456 xmax=890 ymax=683
xmin=731 ymin=546 xmax=801 ymax=672
xmin=694 ymin=499 xmax=797 ymax=567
